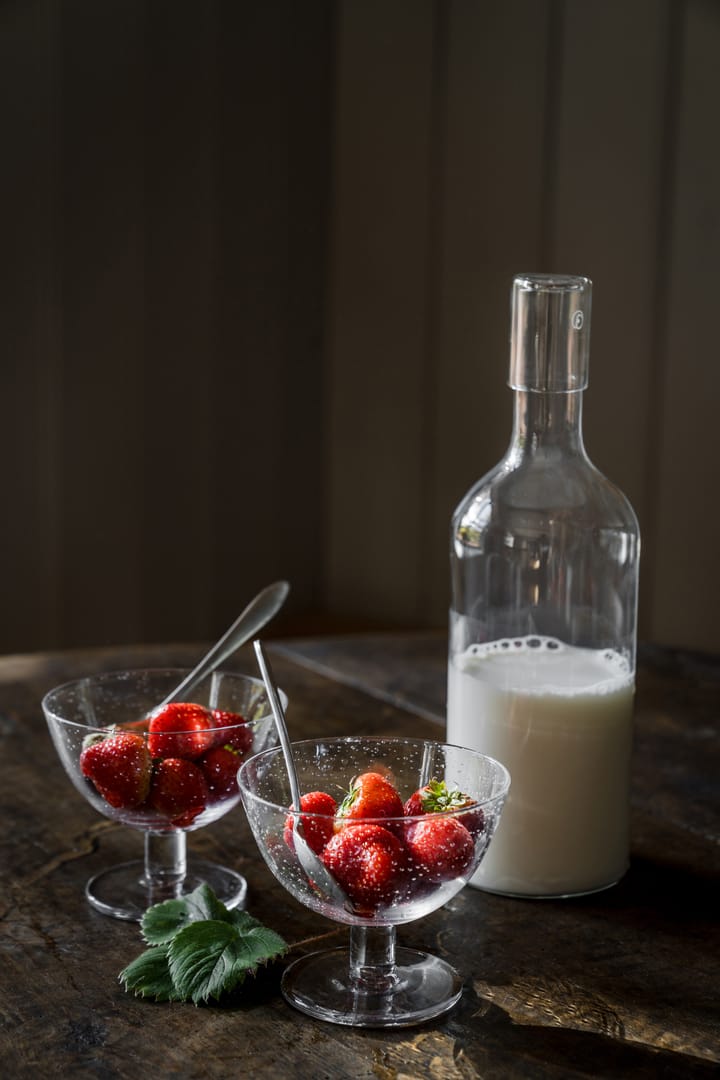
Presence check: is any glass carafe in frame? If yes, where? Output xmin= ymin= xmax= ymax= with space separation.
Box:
xmin=447 ymin=273 xmax=640 ymax=898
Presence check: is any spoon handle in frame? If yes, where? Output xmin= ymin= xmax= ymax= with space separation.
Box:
xmin=254 ymin=637 xmax=350 ymax=906
xmin=253 ymin=638 xmax=303 ymax=812
xmin=156 ymin=580 xmax=290 ymax=710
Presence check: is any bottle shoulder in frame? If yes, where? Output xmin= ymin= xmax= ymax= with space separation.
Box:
xmin=452 ymin=452 xmax=639 ymax=537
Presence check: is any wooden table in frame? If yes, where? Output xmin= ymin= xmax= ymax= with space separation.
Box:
xmin=1 ymin=634 xmax=718 ymax=1078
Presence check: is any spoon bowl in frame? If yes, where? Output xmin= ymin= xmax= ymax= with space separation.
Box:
xmin=152 ymin=580 xmax=289 ymax=712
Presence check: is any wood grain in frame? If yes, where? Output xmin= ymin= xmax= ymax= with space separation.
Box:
xmin=1 ymin=635 xmax=718 ymax=1077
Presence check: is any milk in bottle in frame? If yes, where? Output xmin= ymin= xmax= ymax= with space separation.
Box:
xmin=447 ymin=275 xmax=640 ymax=897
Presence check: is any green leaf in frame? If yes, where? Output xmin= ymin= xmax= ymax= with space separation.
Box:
xmin=338 ymin=778 xmax=358 ymax=817
xmin=184 ymin=883 xmax=233 ymax=923
xmin=119 ymin=945 xmax=178 ymax=1001
xmin=420 ymin=778 xmax=468 ymax=813
xmin=226 ymin=910 xmax=289 ymax=961
xmin=168 ymin=917 xmax=288 ymax=1005
xmin=167 ymin=920 xmax=247 ymax=1004
xmin=121 ymin=885 xmax=288 ymax=1005
xmin=141 ymin=882 xmax=231 ymax=945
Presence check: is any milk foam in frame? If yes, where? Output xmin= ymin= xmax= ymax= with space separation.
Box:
xmin=460 ymin=636 xmax=632 ymax=693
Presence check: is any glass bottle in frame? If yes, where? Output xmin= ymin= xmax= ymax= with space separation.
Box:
xmin=447 ymin=273 xmax=640 ymax=898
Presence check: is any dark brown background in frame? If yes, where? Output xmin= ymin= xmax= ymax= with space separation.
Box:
xmin=2 ymin=0 xmax=719 ymax=656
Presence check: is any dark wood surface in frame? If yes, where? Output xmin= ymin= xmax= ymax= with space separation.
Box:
xmin=1 ymin=634 xmax=718 ymax=1078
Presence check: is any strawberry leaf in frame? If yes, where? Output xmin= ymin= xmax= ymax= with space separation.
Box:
xmin=141 ymin=883 xmax=232 ymax=945
xmin=119 ymin=945 xmax=178 ymax=1001
xmin=167 ymin=920 xmax=243 ymax=1004
xmin=338 ymin=779 xmax=359 ymax=816
xmin=121 ymin=885 xmax=287 ymax=1004
xmin=226 ymin=910 xmax=289 ymax=961
xmin=167 ymin=916 xmax=287 ymax=1005
xmin=421 ymin=778 xmax=468 ymax=813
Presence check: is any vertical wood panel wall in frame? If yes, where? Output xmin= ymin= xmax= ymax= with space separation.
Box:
xmin=326 ymin=0 xmax=720 ymax=655
xmin=1 ymin=0 xmax=334 ymax=653
xmin=326 ymin=0 xmax=437 ymax=624
xmin=2 ymin=0 xmax=718 ymax=655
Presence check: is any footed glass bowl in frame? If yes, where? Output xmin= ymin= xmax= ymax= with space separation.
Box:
xmin=238 ymin=735 xmax=509 ymax=1027
xmin=43 ymin=667 xmax=283 ymax=920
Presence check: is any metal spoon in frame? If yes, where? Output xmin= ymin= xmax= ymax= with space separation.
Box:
xmin=253 ymin=638 xmax=348 ymax=906
xmin=153 ymin=580 xmax=290 ymax=711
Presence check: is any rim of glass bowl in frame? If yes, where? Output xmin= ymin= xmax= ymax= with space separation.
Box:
xmin=236 ymin=734 xmax=511 ymax=823
xmin=41 ymin=666 xmax=280 ymax=734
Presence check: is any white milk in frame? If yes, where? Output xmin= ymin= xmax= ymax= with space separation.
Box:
xmin=447 ymin=637 xmax=635 ymax=897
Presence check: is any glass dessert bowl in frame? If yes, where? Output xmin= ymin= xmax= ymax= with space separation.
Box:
xmin=43 ymin=668 xmax=283 ymax=921
xmin=238 ymin=735 xmax=509 ymax=1027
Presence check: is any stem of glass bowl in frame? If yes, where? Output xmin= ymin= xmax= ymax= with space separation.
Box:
xmin=142 ymin=830 xmax=187 ymax=904
xmin=348 ymin=925 xmax=399 ymax=993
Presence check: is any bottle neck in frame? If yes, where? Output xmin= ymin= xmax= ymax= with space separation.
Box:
xmin=510 ymin=388 xmax=586 ymax=458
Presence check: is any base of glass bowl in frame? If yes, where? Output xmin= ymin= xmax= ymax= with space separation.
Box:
xmin=281 ymin=945 xmax=463 ymax=1027
xmin=85 ymin=859 xmax=248 ymax=921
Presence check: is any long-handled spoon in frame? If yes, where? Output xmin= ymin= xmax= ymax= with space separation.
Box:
xmin=152 ymin=580 xmax=290 ymax=712
xmin=253 ymin=638 xmax=348 ymax=906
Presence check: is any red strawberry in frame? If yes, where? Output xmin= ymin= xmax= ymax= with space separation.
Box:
xmin=80 ymin=732 xmax=152 ymax=810
xmin=336 ymin=771 xmax=404 ymax=828
xmin=198 ymin=746 xmax=242 ymax=801
xmin=322 ymin=822 xmax=406 ymax=909
xmin=404 ymin=777 xmax=485 ymax=838
xmin=403 ymin=815 xmax=475 ymax=883
xmin=147 ymin=702 xmax=213 ymax=760
xmin=149 ymin=758 xmax=209 ymax=827
xmin=209 ymin=709 xmax=253 ymax=755
xmin=283 ymin=791 xmax=338 ymax=855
